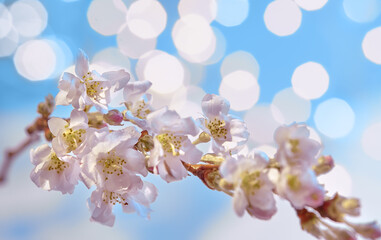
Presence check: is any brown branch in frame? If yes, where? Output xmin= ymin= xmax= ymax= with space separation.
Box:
xmin=0 ymin=133 xmax=40 ymax=185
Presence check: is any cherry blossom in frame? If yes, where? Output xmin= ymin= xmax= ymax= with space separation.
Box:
xmin=274 ymin=123 xmax=322 ymax=168
xmin=197 ymin=94 xmax=249 ymax=154
xmin=30 ymin=144 xmax=80 ymax=194
xmin=147 ymin=107 xmax=202 ymax=182
xmin=88 ymin=181 xmax=157 ymax=226
xmin=276 ymin=166 xmax=325 ymax=209
xmin=48 ymin=109 xmax=90 ymax=157
xmin=55 ymin=49 xmax=130 ymax=111
xmin=220 ymin=152 xmax=277 ymax=219
xmin=81 ymin=126 xmax=147 ymax=191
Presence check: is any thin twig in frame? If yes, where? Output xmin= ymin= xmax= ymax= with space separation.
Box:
xmin=0 ymin=134 xmax=40 ymax=184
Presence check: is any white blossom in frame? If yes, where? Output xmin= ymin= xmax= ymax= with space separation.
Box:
xmin=55 ymin=49 xmax=130 ymax=111
xmin=30 ymin=144 xmax=80 ymax=194
xmin=197 ymin=94 xmax=249 ymax=154
xmin=274 ymin=123 xmax=322 ymax=168
xmin=81 ymin=127 xmax=147 ymax=191
xmin=48 ymin=109 xmax=90 ymax=157
xmin=220 ymin=152 xmax=277 ymax=219
xmin=88 ymin=181 xmax=157 ymax=226
xmin=123 ymin=80 xmax=153 ymax=129
xmin=276 ymin=166 xmax=325 ymax=209
xmin=147 ymin=107 xmax=202 ymax=182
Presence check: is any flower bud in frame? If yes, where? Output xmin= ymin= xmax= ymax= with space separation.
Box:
xmin=192 ymin=132 xmax=211 ymax=145
xmin=313 ymin=155 xmax=335 ymax=176
xmin=37 ymin=94 xmax=55 ymax=117
xmin=317 ymin=194 xmax=360 ymax=222
xmin=103 ymin=110 xmax=123 ymax=126
xmin=87 ymin=112 xmax=105 ymax=129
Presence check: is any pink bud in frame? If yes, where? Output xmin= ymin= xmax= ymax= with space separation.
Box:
xmin=103 ymin=110 xmax=123 ymax=126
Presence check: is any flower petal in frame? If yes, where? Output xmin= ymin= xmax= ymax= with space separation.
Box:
xmin=75 ymin=49 xmax=89 ymax=78
xmin=48 ymin=117 xmax=68 ymax=136
xmin=233 ymin=188 xmax=248 ymax=217
xmin=124 ymin=80 xmax=152 ymax=103
xmin=201 ymin=94 xmax=230 ymax=118
xmin=30 ymin=144 xmax=51 ymax=165
xmin=69 ymin=109 xmax=88 ymax=129
xmin=102 ymin=69 xmax=130 ymax=91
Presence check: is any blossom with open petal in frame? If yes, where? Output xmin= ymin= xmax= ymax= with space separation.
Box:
xmin=55 ymin=50 xmax=130 ymax=111
xmin=30 ymin=144 xmax=80 ymax=194
xmin=274 ymin=123 xmax=322 ymax=168
xmin=197 ymin=94 xmax=249 ymax=154
xmin=147 ymin=107 xmax=202 ymax=182
xmin=48 ymin=109 xmax=91 ymax=157
xmin=220 ymin=152 xmax=277 ymax=219
xmin=123 ymin=80 xmax=153 ymax=129
xmin=276 ymin=166 xmax=325 ymax=209
xmin=81 ymin=127 xmax=146 ymax=191
xmin=88 ymin=181 xmax=157 ymax=226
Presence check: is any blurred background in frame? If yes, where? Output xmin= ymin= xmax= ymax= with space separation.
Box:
xmin=0 ymin=0 xmax=381 ymax=239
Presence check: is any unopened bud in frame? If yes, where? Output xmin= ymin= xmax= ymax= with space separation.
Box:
xmin=339 ymin=198 xmax=361 ymax=216
xmin=87 ymin=112 xmax=105 ymax=129
xmin=135 ymin=131 xmax=154 ymax=153
xmin=313 ymin=155 xmax=334 ymax=176
xmin=317 ymin=194 xmax=360 ymax=222
xmin=103 ymin=110 xmax=123 ymax=126
xmin=201 ymin=153 xmax=225 ymax=165
xmin=192 ymin=132 xmax=211 ymax=145
xmin=37 ymin=94 xmax=55 ymax=117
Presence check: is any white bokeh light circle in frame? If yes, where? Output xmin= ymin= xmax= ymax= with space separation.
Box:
xmin=87 ymin=0 xmax=127 ymax=36
xmin=172 ymin=14 xmax=216 ymax=58
xmin=127 ymin=0 xmax=167 ymax=39
xmin=314 ymin=98 xmax=355 ymax=138
xmin=318 ymin=164 xmax=352 ymax=197
xmin=46 ymin=38 xmax=73 ymax=79
xmin=10 ymin=0 xmax=48 ymax=38
xmin=0 ymin=3 xmax=12 ymax=38
xmin=271 ymin=88 xmax=311 ymax=124
xmin=182 ymin=61 xmax=205 ymax=85
xmin=219 ymin=70 xmax=260 ymax=111
xmin=362 ymin=27 xmax=381 ymax=65
xmin=178 ymin=0 xmax=217 ymax=23
xmin=343 ymin=0 xmax=381 ymax=23
xmin=291 ymin=62 xmax=329 ymax=100
xmin=14 ymin=39 xmax=57 ymax=81
xmin=202 ymin=27 xmax=226 ymax=65
xmin=362 ymin=122 xmax=381 ymax=161
xmin=0 ymin=27 xmax=19 ymax=57
xmin=137 ymin=50 xmax=184 ymax=94
xmin=294 ymin=0 xmax=328 ymax=11
xmin=92 ymin=47 xmax=131 ymax=71
xmin=220 ymin=51 xmax=260 ymax=79
xmin=216 ymin=0 xmax=249 ymax=27
xmin=244 ymin=105 xmax=281 ymax=144
xmin=264 ymin=0 xmax=302 ymax=37
xmin=117 ymin=25 xmax=157 ymax=59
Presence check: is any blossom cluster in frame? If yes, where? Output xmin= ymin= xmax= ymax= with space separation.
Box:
xmin=28 ymin=50 xmax=381 ymax=239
